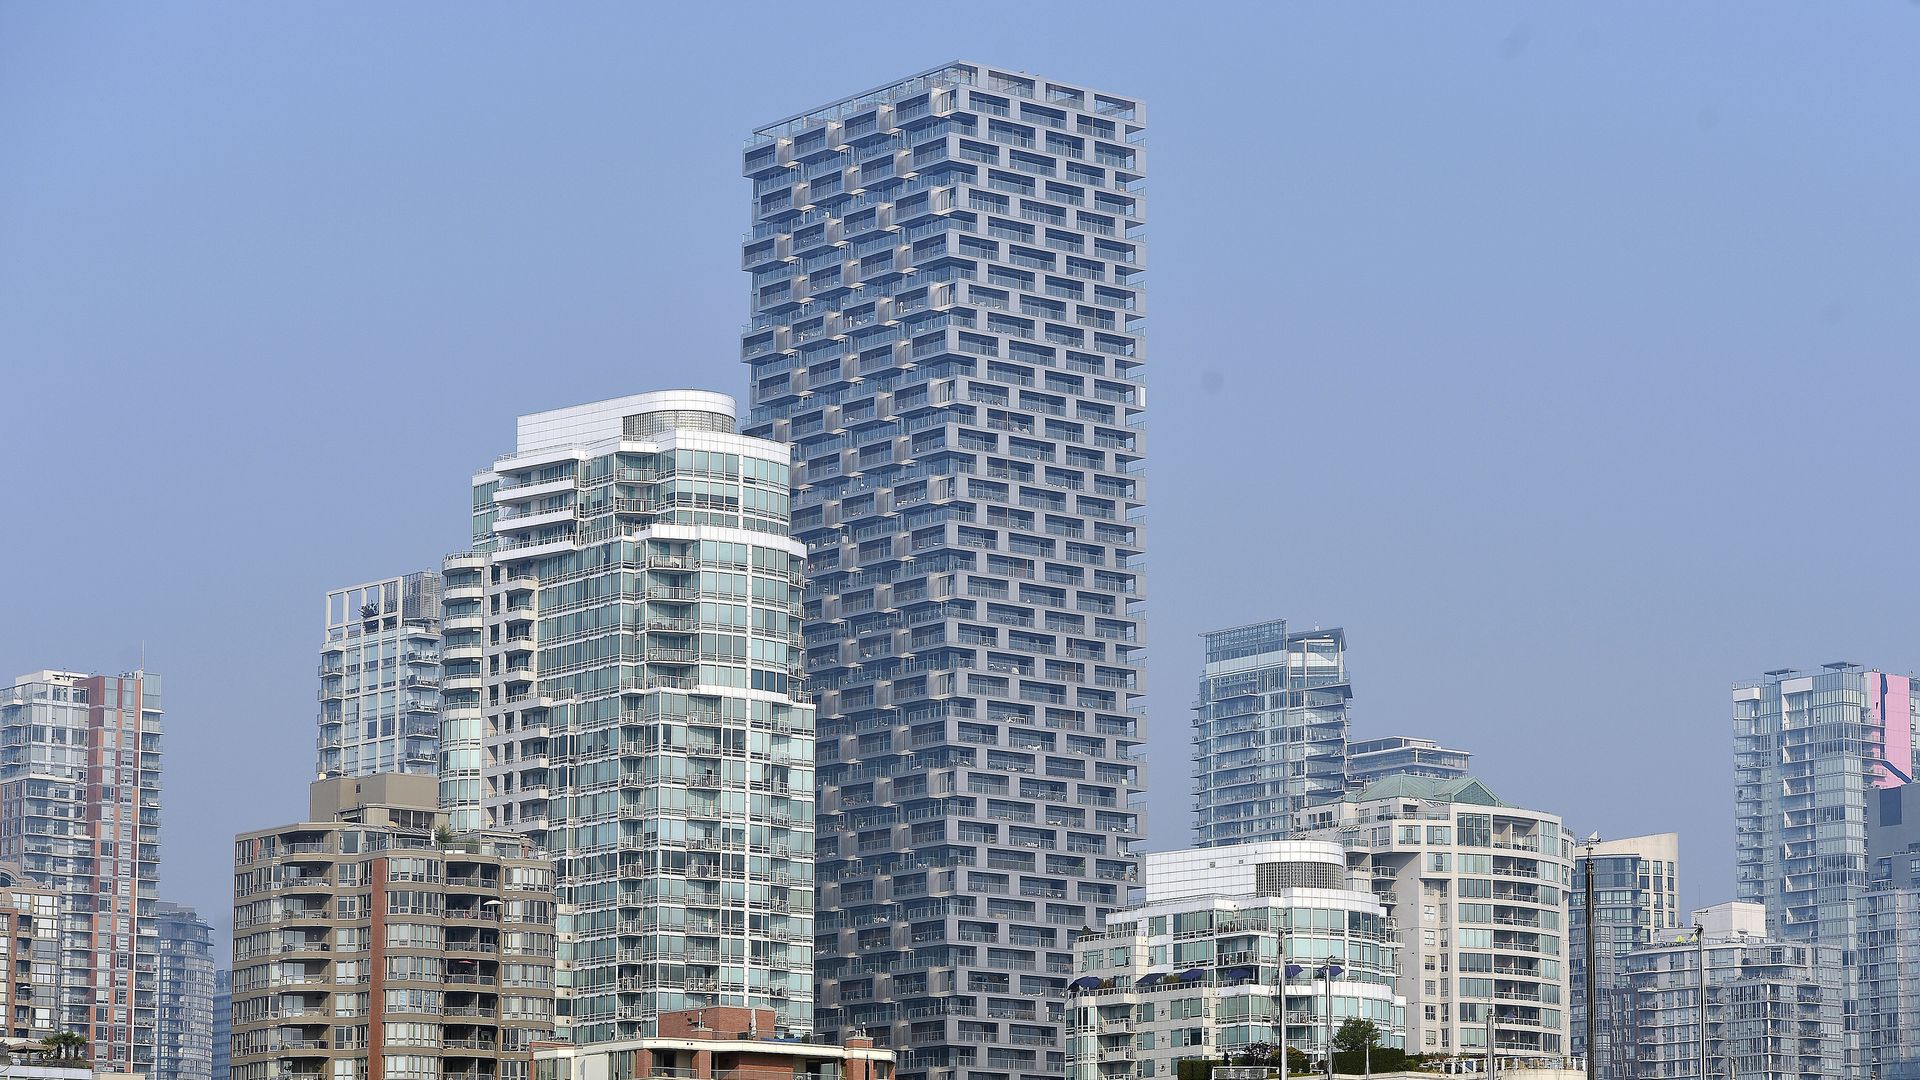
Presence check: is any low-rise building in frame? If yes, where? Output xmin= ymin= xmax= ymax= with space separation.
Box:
xmin=1300 ymin=775 xmax=1573 ymax=1063
xmin=1067 ymin=840 xmax=1405 ymax=1079
xmin=230 ymin=774 xmax=559 ymax=1080
xmin=533 ymin=1007 xmax=891 ymax=1080
xmin=1618 ymin=902 xmax=1843 ymax=1080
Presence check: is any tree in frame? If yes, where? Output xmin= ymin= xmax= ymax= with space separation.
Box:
xmin=40 ymin=1032 xmax=87 ymax=1061
xmin=1332 ymin=1018 xmax=1381 ymax=1054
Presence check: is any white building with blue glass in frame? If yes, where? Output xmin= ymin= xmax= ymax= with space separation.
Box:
xmin=443 ymin=390 xmax=817 ymax=1041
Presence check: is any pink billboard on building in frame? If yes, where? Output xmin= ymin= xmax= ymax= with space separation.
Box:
xmin=1869 ymin=672 xmax=1915 ymax=788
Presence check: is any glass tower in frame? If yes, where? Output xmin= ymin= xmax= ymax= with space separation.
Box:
xmin=1193 ymin=620 xmax=1349 ymax=847
xmin=153 ymin=902 xmax=214 ymax=1080
xmin=1568 ymin=833 xmax=1680 ymax=1079
xmin=740 ymin=63 xmax=1147 ymax=1077
xmin=317 ymin=571 xmax=443 ymax=779
xmin=448 ymin=391 xmax=816 ymax=1041
xmin=212 ymin=969 xmax=231 ymax=1080
xmin=0 ymin=669 xmax=163 ymax=1073
xmin=1734 ymin=664 xmax=1920 ymax=1071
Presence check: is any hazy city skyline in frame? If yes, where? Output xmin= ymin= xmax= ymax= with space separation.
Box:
xmin=5 ymin=2 xmax=1918 ymax=953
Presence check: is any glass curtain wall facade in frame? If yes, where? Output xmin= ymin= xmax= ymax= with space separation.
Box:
xmin=0 ymin=669 xmax=163 ymax=1073
xmin=212 ymin=969 xmax=231 ymax=1080
xmin=319 ymin=571 xmax=443 ymax=779
xmin=452 ymin=391 xmax=816 ymax=1041
xmin=1194 ymin=621 xmax=1348 ymax=847
xmin=153 ymin=902 xmax=214 ymax=1080
xmin=1568 ymin=833 xmax=1680 ymax=1079
xmin=1734 ymin=665 xmax=1920 ymax=1071
xmin=1734 ymin=666 xmax=1919 ymax=942
xmin=740 ymin=62 xmax=1147 ymax=1078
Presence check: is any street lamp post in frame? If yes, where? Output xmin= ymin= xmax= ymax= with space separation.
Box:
xmin=1320 ymin=963 xmax=1344 ymax=1080
xmin=1582 ymin=836 xmax=1598 ymax=1080
xmin=1695 ymin=924 xmax=1708 ymax=1080
xmin=1283 ymin=963 xmax=1304 ymax=1077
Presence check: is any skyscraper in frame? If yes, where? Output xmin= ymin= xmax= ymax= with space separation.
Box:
xmin=1568 ymin=833 xmax=1680 ymax=1079
xmin=1734 ymin=664 xmax=1919 ymax=1071
xmin=318 ymin=572 xmax=443 ymax=780
xmin=451 ymin=391 xmax=816 ymax=1040
xmin=153 ymin=902 xmax=214 ymax=1080
xmin=0 ymin=669 xmax=163 ymax=1073
xmin=1734 ymin=665 xmax=1918 ymax=943
xmin=740 ymin=63 xmax=1147 ymax=1075
xmin=1194 ymin=621 xmax=1348 ymax=846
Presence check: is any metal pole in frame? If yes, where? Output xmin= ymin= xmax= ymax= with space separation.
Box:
xmin=1584 ymin=844 xmax=1598 ymax=1080
xmin=1485 ymin=1008 xmax=1496 ymax=1077
xmin=1278 ymin=964 xmax=1290 ymax=1078
xmin=1695 ymin=924 xmax=1708 ymax=1080
xmin=1324 ymin=969 xmax=1333 ymax=1080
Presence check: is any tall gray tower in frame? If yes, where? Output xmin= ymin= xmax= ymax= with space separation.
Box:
xmin=741 ymin=63 xmax=1147 ymax=1079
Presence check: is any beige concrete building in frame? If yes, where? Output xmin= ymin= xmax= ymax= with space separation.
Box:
xmin=231 ymin=775 xmax=559 ymax=1080
xmin=1300 ymin=776 xmax=1574 ymax=1064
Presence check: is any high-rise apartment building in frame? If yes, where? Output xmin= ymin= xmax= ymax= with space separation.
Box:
xmin=1347 ymin=736 xmax=1470 ymax=791
xmin=1861 ymin=783 xmax=1920 ymax=1080
xmin=0 ymin=669 xmax=163 ymax=1072
xmin=1734 ymin=665 xmax=1918 ymax=943
xmin=1301 ymin=775 xmax=1573 ymax=1062
xmin=1193 ymin=621 xmax=1348 ymax=847
xmin=1734 ymin=664 xmax=1919 ymax=1072
xmin=1618 ymin=902 xmax=1843 ymax=1080
xmin=231 ymin=775 xmax=559 ymax=1080
xmin=319 ymin=572 xmax=444 ymax=780
xmin=1568 ymin=833 xmax=1680 ymax=1079
xmin=739 ymin=63 xmax=1147 ymax=1076
xmin=449 ymin=391 xmax=816 ymax=1041
xmin=154 ymin=902 xmax=214 ymax=1080
xmin=212 ymin=969 xmax=231 ymax=1080
xmin=1067 ymin=841 xmax=1405 ymax=1078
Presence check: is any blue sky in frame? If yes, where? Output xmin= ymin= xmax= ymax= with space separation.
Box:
xmin=3 ymin=3 xmax=1917 ymax=947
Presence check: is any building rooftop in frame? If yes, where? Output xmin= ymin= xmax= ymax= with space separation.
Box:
xmin=1347 ymin=773 xmax=1505 ymax=806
